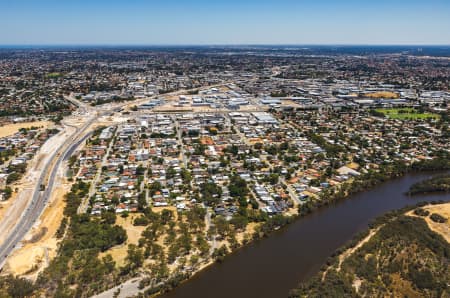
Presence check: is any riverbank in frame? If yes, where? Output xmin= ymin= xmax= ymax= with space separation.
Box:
xmin=290 ymin=202 xmax=450 ymax=297
xmin=407 ymin=173 xmax=450 ymax=195
xmin=129 ymin=163 xmax=450 ymax=297
xmin=158 ymin=171 xmax=449 ymax=298
xmin=2 ymin=165 xmax=448 ymax=298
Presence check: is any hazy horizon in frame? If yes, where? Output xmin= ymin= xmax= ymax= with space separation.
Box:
xmin=1 ymin=44 xmax=450 ymax=47
xmin=2 ymin=0 xmax=450 ymax=45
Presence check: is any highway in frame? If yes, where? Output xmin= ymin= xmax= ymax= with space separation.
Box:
xmin=0 ymin=114 xmax=97 ymax=269
xmin=0 ymin=81 xmax=256 ymax=273
xmin=0 ymin=93 xmax=152 ymax=269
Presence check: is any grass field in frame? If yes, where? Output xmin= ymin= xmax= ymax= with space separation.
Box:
xmin=45 ymin=72 xmax=63 ymax=78
xmin=375 ymin=108 xmax=440 ymax=120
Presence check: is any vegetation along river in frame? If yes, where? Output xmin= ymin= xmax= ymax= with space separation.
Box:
xmin=160 ymin=172 xmax=449 ymax=298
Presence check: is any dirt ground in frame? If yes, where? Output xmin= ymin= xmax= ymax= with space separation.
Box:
xmin=98 ymin=214 xmax=146 ymax=268
xmin=236 ymin=222 xmax=258 ymax=243
xmin=408 ymin=202 xmax=450 ymax=243
xmin=0 ymin=188 xmax=33 ymax=245
xmin=1 ymin=113 xmax=107 ymax=278
xmin=337 ymin=227 xmax=381 ymax=272
xmin=281 ymin=100 xmax=302 ymax=108
xmin=152 ymin=206 xmax=178 ymax=218
xmin=3 ymin=177 xmax=69 ymax=279
xmin=0 ymin=124 xmax=74 ymax=236
xmin=0 ymin=192 xmax=18 ymax=233
xmin=346 ymin=162 xmax=360 ymax=170
xmin=0 ymin=121 xmax=52 ymax=138
xmin=364 ymin=91 xmax=399 ymax=99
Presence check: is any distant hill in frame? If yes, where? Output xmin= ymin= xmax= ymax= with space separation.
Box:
xmin=289 ymin=206 xmax=450 ymax=298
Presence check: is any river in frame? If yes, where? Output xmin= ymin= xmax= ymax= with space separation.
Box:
xmin=160 ymin=172 xmax=449 ymax=298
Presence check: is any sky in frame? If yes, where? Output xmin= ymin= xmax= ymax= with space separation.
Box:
xmin=1 ymin=0 xmax=450 ymax=45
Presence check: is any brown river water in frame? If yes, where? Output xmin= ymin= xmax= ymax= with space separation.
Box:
xmin=160 ymin=172 xmax=449 ymax=298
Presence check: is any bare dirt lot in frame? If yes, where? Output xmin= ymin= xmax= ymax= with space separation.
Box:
xmin=0 ymin=121 xmax=52 ymax=138
xmin=408 ymin=202 xmax=450 ymax=243
xmin=98 ymin=214 xmax=146 ymax=268
xmin=3 ymin=174 xmax=70 ymax=279
xmin=0 ymin=125 xmax=73 ymax=237
xmin=364 ymin=91 xmax=400 ymax=99
xmin=0 ymin=192 xmax=17 ymax=228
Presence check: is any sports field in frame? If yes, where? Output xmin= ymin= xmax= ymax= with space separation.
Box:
xmin=375 ymin=108 xmax=440 ymax=120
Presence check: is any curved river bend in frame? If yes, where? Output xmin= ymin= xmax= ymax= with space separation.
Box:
xmin=160 ymin=172 xmax=449 ymax=298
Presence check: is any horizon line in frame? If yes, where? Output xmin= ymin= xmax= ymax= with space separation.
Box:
xmin=1 ymin=43 xmax=450 ymax=48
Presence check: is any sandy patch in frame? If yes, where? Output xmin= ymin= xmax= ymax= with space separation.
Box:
xmin=236 ymin=222 xmax=259 ymax=243
xmin=0 ymin=189 xmax=31 ymax=244
xmin=98 ymin=214 xmax=146 ymax=268
xmin=281 ymin=100 xmax=302 ymax=108
xmin=4 ymin=246 xmax=46 ymax=275
xmin=3 ymin=180 xmax=69 ymax=278
xmin=116 ymin=215 xmax=146 ymax=245
xmin=346 ymin=162 xmax=360 ymax=170
xmin=365 ymin=91 xmax=399 ymax=99
xmin=99 ymin=244 xmax=129 ymax=268
xmin=337 ymin=227 xmax=381 ymax=272
xmin=0 ymin=192 xmax=17 ymax=226
xmin=0 ymin=121 xmax=52 ymax=138
xmin=408 ymin=202 xmax=450 ymax=243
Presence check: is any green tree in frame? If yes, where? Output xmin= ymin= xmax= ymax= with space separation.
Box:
xmin=125 ymin=244 xmax=144 ymax=270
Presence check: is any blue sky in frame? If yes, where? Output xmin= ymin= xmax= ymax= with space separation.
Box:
xmin=1 ymin=0 xmax=449 ymax=45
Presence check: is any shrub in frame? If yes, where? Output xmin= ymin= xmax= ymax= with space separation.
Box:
xmin=430 ymin=213 xmax=447 ymax=223
xmin=413 ymin=208 xmax=430 ymax=217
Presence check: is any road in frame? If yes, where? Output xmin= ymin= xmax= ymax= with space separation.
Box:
xmin=0 ymin=112 xmax=97 ymax=269
xmin=0 ymin=88 xmax=195 ymax=269
xmin=236 ymin=123 xmax=302 ymax=206
xmin=0 ymin=79 xmax=275 ymax=293
xmin=173 ymin=116 xmax=188 ymax=168
xmin=0 ymin=94 xmax=111 ymax=269
xmin=205 ymin=208 xmax=217 ymax=255
xmin=78 ymin=129 xmax=114 ymax=215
